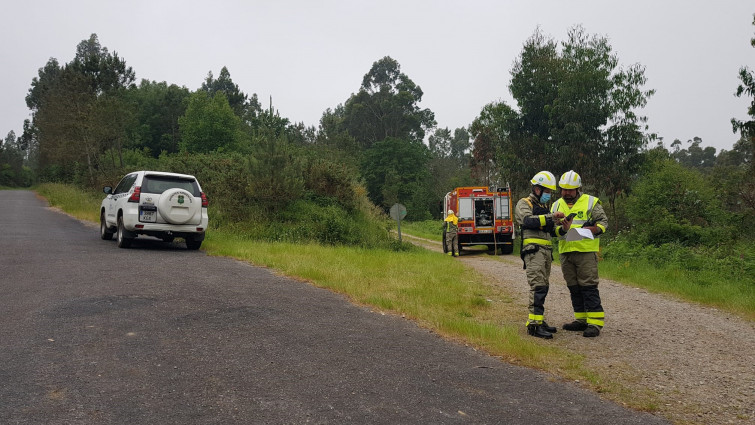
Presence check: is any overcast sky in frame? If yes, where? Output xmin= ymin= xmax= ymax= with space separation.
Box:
xmin=2 ymin=1 xmax=753 ymax=152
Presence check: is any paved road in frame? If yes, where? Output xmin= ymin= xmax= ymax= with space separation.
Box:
xmin=0 ymin=190 xmax=669 ymax=424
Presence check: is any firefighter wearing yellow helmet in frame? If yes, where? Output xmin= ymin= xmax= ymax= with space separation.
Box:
xmin=551 ymin=170 xmax=609 ymax=337
xmin=514 ymin=171 xmax=564 ymax=339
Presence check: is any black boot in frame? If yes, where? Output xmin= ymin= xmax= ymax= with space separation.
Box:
xmin=527 ymin=324 xmax=553 ymax=339
xmin=583 ymin=325 xmax=600 ymax=338
xmin=562 ymin=320 xmax=588 ymax=331
xmin=541 ymin=321 xmax=557 ymax=333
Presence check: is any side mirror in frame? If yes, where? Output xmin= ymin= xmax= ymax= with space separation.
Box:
xmin=103 ymin=186 xmax=113 ymax=195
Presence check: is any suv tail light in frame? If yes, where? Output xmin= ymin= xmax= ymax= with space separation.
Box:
xmin=128 ymin=186 xmax=142 ymax=203
xmin=200 ymin=192 xmax=208 ymax=207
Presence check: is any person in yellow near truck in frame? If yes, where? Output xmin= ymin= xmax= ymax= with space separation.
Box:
xmin=443 ymin=209 xmax=459 ymax=257
xmin=551 ymin=170 xmax=608 ymax=338
xmin=514 ymin=171 xmax=566 ymax=339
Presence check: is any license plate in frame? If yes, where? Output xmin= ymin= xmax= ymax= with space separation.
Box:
xmin=140 ymin=210 xmax=156 ymax=223
xmin=477 ymin=229 xmax=492 ymax=233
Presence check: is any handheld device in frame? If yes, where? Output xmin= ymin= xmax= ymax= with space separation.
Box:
xmin=566 ymin=212 xmax=577 ymax=220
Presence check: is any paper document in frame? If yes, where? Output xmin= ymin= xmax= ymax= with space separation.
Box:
xmin=565 ymin=227 xmax=594 ymax=242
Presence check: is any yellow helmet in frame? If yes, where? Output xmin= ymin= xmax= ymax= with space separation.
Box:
xmin=530 ymin=171 xmax=557 ymax=190
xmin=559 ymin=170 xmax=582 ymax=189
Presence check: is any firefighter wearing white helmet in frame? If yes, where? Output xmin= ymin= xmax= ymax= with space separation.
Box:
xmin=443 ymin=208 xmax=459 ymax=257
xmin=558 ymin=170 xmax=582 ymax=189
xmin=551 ymin=170 xmax=609 ymax=338
xmin=514 ymin=171 xmax=565 ymax=339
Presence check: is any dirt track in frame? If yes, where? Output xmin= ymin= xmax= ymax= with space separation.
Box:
xmin=404 ymin=234 xmax=755 ymax=425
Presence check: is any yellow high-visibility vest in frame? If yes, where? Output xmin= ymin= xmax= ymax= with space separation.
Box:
xmin=552 ymin=195 xmax=601 ymax=253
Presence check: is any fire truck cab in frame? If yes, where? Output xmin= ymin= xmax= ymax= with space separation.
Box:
xmin=443 ymin=186 xmax=514 ymax=255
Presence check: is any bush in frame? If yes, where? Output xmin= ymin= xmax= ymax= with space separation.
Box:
xmin=603 ymin=233 xmax=755 ymax=285
xmin=72 ymin=139 xmax=402 ymax=249
xmin=624 ymin=158 xmax=729 ymax=247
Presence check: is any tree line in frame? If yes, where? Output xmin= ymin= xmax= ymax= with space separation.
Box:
xmin=1 ymin=23 xmax=753 ymax=255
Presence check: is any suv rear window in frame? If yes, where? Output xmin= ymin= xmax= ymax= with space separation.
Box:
xmin=142 ymin=175 xmax=200 ymax=196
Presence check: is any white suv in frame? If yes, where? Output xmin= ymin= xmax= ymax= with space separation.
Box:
xmin=100 ymin=171 xmax=209 ymax=249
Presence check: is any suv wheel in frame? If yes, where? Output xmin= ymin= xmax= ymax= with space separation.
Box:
xmin=116 ymin=216 xmax=133 ymax=248
xmin=100 ymin=212 xmax=114 ymax=240
xmin=185 ymin=238 xmax=202 ymax=250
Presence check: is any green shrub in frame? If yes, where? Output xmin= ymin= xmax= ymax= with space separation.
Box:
xmin=624 ymin=159 xmax=729 ymax=247
xmin=603 ymin=234 xmax=754 ymax=285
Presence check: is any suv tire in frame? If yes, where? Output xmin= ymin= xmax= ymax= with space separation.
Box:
xmin=185 ymin=238 xmax=202 ymax=250
xmin=100 ymin=212 xmax=114 ymax=240
xmin=117 ymin=216 xmax=133 ymax=248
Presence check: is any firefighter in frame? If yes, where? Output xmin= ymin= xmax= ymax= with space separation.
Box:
xmin=514 ymin=171 xmax=565 ymax=339
xmin=444 ymin=209 xmax=459 ymax=257
xmin=552 ymin=170 xmax=608 ymax=338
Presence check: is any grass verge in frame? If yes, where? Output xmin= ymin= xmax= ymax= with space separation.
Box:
xmin=600 ymin=258 xmax=755 ymax=321
xmin=34 ymin=183 xmax=102 ymax=223
xmin=398 ymin=220 xmax=443 ymax=241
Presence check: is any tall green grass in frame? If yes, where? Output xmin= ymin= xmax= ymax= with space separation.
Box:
xmin=601 ymin=237 xmax=754 ymax=320
xmin=600 ymin=256 xmax=755 ymax=320
xmin=398 ymin=220 xmax=444 ymax=241
xmin=34 ymin=183 xmax=103 ymax=223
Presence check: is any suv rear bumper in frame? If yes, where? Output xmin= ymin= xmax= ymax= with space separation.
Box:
xmin=121 ymin=207 xmax=208 ymax=238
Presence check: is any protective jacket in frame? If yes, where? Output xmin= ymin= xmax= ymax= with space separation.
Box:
xmin=515 ymin=194 xmax=556 ymax=248
xmin=551 ymin=194 xmax=608 ymax=253
xmin=444 ymin=214 xmax=458 ymax=233
xmin=515 ymin=193 xmax=557 ymax=327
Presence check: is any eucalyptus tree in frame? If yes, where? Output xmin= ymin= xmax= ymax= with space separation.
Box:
xmin=337 ymin=56 xmax=436 ymax=215
xmin=0 ymin=131 xmax=25 ymax=186
xmin=361 ymin=137 xmax=432 ymax=220
xmin=342 ymin=56 xmax=436 ymax=150
xmin=732 ymin=13 xmax=755 ymax=172
xmin=450 ymin=127 xmax=471 ymax=167
xmin=670 ymin=137 xmax=717 ymax=169
xmin=471 ymin=26 xmax=654 ymax=212
xmin=428 ymin=127 xmax=452 ymax=158
xmin=127 ymin=80 xmax=190 ymax=156
xmin=25 ymin=34 xmax=136 ymax=184
xmin=469 ymin=101 xmax=520 ymax=190
xmin=427 ymin=127 xmax=475 ymax=217
xmin=316 ymin=106 xmax=358 ymax=157
xmin=729 ymin=13 xmax=755 ymax=217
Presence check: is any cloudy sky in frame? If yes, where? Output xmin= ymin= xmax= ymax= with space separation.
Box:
xmin=2 ymin=1 xmax=753 ymax=151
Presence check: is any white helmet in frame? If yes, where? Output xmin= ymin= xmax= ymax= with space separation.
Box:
xmin=530 ymin=171 xmax=557 ymax=190
xmin=559 ymin=170 xmax=582 ymax=189
xmin=448 ymin=209 xmax=454 ymax=215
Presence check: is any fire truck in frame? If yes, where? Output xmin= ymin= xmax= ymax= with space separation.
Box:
xmin=443 ymin=186 xmax=515 ymax=255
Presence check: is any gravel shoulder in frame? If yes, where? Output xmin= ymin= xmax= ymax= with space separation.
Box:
xmin=403 ymin=234 xmax=755 ymax=425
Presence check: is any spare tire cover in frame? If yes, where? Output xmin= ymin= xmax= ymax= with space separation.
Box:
xmin=158 ymin=188 xmax=201 ymax=224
